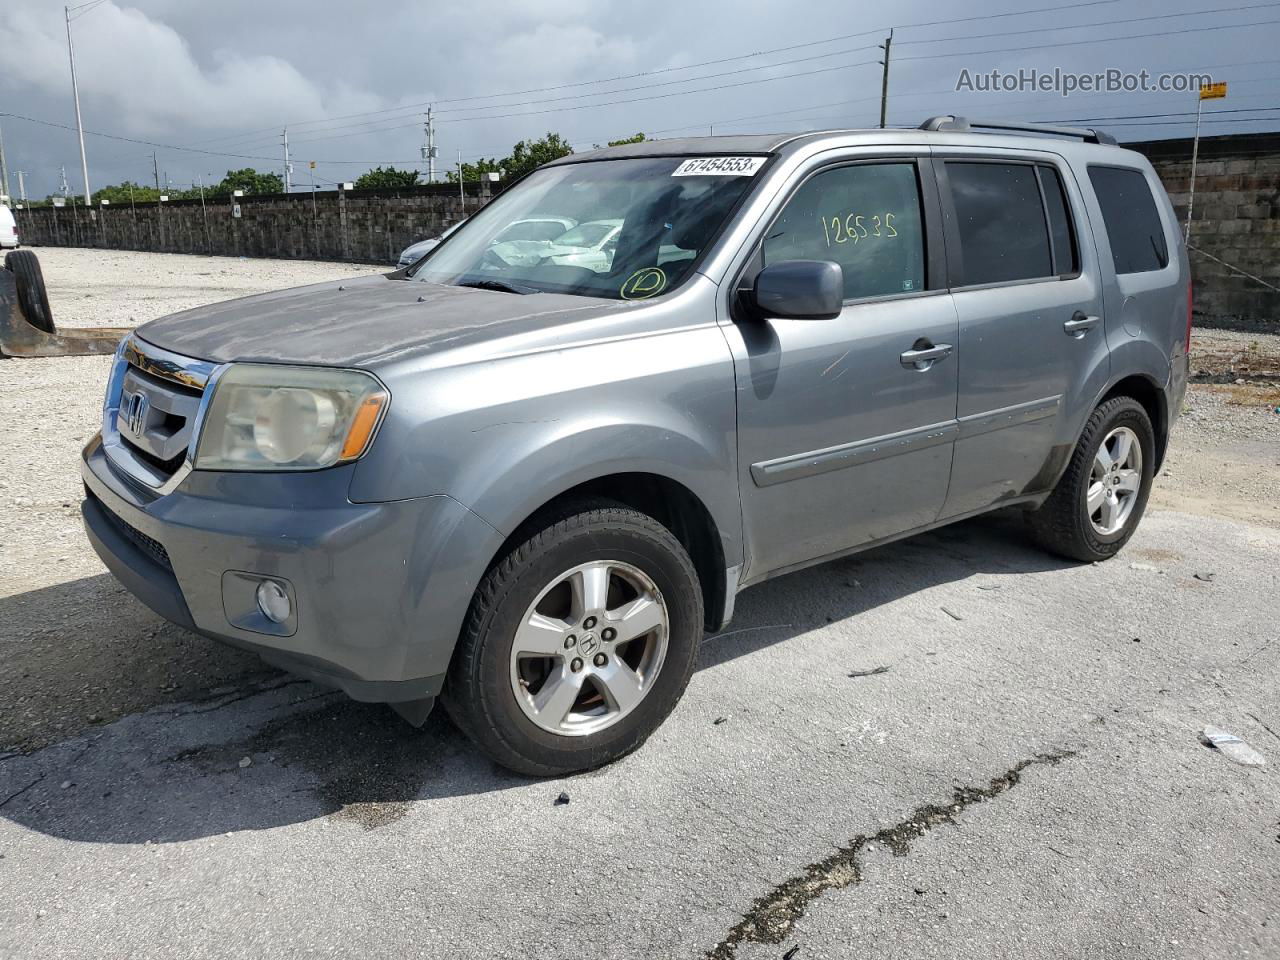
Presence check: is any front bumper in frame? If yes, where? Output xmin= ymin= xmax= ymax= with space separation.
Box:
xmin=80 ymin=434 xmax=503 ymax=703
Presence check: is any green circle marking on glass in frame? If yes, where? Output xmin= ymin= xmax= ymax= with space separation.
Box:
xmin=620 ymin=267 xmax=667 ymax=300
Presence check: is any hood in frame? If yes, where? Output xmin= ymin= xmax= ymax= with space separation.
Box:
xmin=137 ymin=273 xmax=624 ymax=367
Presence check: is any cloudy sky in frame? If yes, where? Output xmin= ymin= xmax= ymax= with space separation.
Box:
xmin=1 ymin=0 xmax=1277 ymax=200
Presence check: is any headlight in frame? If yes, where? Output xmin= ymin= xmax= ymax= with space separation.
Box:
xmin=194 ymin=364 xmax=388 ymax=471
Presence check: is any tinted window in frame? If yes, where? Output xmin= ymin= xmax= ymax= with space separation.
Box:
xmin=1088 ymin=166 xmax=1169 ymax=274
xmin=1038 ymin=165 xmax=1079 ymax=276
xmin=763 ymin=162 xmax=926 ymax=300
xmin=947 ymin=162 xmax=1052 ymax=285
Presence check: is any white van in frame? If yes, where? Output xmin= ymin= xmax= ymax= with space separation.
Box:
xmin=0 ymin=204 xmax=18 ymax=249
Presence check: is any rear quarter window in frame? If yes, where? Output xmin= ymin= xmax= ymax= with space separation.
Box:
xmin=1087 ymin=166 xmax=1170 ymax=275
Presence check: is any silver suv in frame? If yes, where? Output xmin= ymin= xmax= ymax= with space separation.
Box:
xmin=81 ymin=117 xmax=1190 ymax=775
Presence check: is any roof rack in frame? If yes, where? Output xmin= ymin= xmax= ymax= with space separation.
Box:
xmin=919 ymin=115 xmax=1117 ymax=146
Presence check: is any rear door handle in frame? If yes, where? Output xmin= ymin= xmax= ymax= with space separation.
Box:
xmin=900 ymin=341 xmax=953 ymax=371
xmin=1064 ymin=312 xmax=1101 ymax=337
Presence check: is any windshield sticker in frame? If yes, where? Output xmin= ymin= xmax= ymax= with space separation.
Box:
xmin=620 ymin=267 xmax=668 ymax=300
xmin=672 ymin=157 xmax=766 ymax=177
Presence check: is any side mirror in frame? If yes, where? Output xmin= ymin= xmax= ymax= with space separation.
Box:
xmin=752 ymin=260 xmax=844 ymax=320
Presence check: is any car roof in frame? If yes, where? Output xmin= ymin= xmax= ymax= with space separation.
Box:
xmin=549 ymin=126 xmax=1143 ymax=167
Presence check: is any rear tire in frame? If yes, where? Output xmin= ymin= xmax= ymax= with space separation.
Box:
xmin=1027 ymin=396 xmax=1155 ymax=562
xmin=443 ymin=503 xmax=703 ymax=776
xmin=5 ymin=250 xmax=54 ymax=334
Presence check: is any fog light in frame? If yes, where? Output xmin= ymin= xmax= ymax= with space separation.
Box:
xmin=255 ymin=580 xmax=291 ymax=623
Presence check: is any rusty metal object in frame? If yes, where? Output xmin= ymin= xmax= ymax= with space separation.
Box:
xmin=0 ymin=267 xmax=129 ymax=358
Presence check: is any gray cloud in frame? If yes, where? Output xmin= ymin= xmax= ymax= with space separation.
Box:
xmin=1 ymin=0 xmax=1274 ymax=200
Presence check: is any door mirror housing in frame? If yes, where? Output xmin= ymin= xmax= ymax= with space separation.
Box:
xmin=751 ymin=260 xmax=844 ymax=320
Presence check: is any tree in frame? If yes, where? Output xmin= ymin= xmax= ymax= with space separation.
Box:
xmin=210 ymin=168 xmax=284 ymax=197
xmin=505 ymin=133 xmax=574 ymax=179
xmin=91 ymin=181 xmax=161 ymax=205
xmin=447 ymin=132 xmax=574 ymax=184
xmin=451 ymin=157 xmax=504 ymax=184
xmin=355 ymin=166 xmax=420 ymax=189
xmin=597 ymin=132 xmax=646 ymax=148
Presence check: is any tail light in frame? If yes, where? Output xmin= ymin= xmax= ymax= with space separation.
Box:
xmin=1185 ymin=280 xmax=1194 ymax=354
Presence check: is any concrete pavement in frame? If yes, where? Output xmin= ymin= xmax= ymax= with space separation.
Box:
xmin=1 ymin=509 xmax=1277 ymax=959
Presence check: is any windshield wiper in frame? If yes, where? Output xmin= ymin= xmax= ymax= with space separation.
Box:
xmin=454 ymin=278 xmax=539 ymax=295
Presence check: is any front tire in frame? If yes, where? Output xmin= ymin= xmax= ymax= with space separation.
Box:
xmin=443 ymin=503 xmax=704 ymax=776
xmin=1027 ymin=396 xmax=1155 ymax=562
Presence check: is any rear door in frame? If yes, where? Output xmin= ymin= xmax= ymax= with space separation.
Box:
xmin=933 ymin=154 xmax=1110 ymax=519
xmin=721 ymin=155 xmax=959 ymax=579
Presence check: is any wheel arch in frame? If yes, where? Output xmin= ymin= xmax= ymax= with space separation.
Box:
xmin=1097 ymin=371 xmax=1169 ymax=471
xmin=484 ymin=470 xmax=731 ymax=633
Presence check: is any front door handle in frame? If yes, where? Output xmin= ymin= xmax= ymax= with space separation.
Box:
xmin=1064 ymin=312 xmax=1101 ymax=338
xmin=900 ymin=341 xmax=953 ymax=371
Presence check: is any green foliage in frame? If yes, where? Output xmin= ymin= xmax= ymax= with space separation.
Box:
xmin=599 ymin=132 xmax=646 ymax=148
xmin=82 ymin=168 xmax=283 ymax=205
xmin=446 ymin=132 xmax=574 ymax=184
xmin=449 ymin=157 xmax=504 ymax=184
xmin=354 ymin=166 xmax=421 ymax=189
xmin=92 ymin=181 xmax=161 ymax=204
xmin=208 ymin=168 xmax=284 ymax=197
xmin=506 ymin=132 xmax=574 ymax=179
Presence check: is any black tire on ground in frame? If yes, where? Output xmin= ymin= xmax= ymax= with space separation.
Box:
xmin=5 ymin=249 xmax=55 ymax=334
xmin=443 ymin=502 xmax=704 ymax=776
xmin=1026 ymin=396 xmax=1156 ymax=562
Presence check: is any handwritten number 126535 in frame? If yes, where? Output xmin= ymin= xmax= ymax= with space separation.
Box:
xmin=821 ymin=212 xmax=898 ymax=247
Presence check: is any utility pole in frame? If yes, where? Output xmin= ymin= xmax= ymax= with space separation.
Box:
xmin=17 ymin=171 xmax=27 ymax=204
xmin=457 ymin=149 xmax=464 ymax=206
xmin=878 ymin=28 xmax=893 ymax=129
xmin=152 ymin=151 xmax=160 ymax=191
xmin=422 ymin=107 xmax=437 ymax=183
xmin=65 ymin=4 xmax=93 ymax=205
xmin=281 ymin=128 xmax=292 ymax=193
xmin=0 ymin=119 xmax=11 ymax=201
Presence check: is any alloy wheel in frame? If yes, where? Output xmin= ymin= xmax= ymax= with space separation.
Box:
xmin=1087 ymin=425 xmax=1143 ymax=536
xmin=509 ymin=560 xmax=669 ymax=737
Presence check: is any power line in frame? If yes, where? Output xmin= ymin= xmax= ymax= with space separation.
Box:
xmin=172 ymin=0 xmax=1125 ymax=148
xmin=896 ymin=16 xmax=1280 ymax=62
xmin=172 ymin=0 xmax=1280 ymax=157
xmin=895 ymin=0 xmax=1280 ymax=45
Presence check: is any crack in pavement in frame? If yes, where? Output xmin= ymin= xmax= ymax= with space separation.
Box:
xmin=0 ymin=774 xmax=45 ymax=810
xmin=705 ymin=748 xmax=1079 ymax=960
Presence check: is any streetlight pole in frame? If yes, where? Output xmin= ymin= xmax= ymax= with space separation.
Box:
xmin=65 ymin=4 xmax=93 ymax=206
xmin=0 ymin=119 xmax=11 ymax=201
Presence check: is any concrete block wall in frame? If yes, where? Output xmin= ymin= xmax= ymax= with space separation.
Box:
xmin=1129 ymin=132 xmax=1280 ymax=325
xmin=11 ymin=183 xmax=497 ymax=265
xmin=11 ymin=134 xmax=1279 ymax=325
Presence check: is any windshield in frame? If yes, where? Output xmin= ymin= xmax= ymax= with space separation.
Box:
xmin=410 ymin=156 xmax=766 ymax=300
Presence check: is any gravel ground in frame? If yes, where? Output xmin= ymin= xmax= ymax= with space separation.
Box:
xmin=0 ymin=248 xmax=1277 ymax=959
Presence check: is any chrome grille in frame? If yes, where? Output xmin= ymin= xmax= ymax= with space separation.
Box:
xmin=102 ymin=336 xmax=222 ymax=495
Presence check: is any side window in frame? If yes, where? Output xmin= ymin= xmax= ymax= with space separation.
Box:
xmin=1038 ymin=165 xmax=1079 ymax=276
xmin=1088 ymin=166 xmax=1169 ymax=274
xmin=762 ymin=162 xmax=926 ymax=300
xmin=946 ymin=162 xmax=1052 ymax=285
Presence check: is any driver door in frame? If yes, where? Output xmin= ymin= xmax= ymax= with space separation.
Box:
xmin=721 ymin=157 xmax=959 ymax=580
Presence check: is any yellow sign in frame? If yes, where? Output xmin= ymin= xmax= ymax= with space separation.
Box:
xmin=309 ymin=160 xmax=317 ymax=169
xmin=1199 ymin=82 xmax=1227 ymax=100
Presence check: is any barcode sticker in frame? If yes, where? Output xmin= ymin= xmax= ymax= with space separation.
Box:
xmin=672 ymin=157 xmax=767 ymax=177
